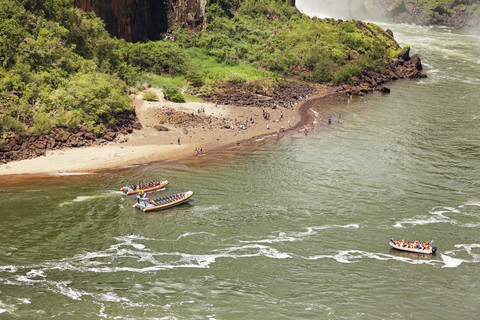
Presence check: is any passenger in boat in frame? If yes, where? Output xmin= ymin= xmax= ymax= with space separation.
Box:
xmin=136 ymin=192 xmax=142 ymax=203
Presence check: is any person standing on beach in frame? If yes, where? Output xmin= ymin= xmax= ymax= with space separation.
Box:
xmin=178 ymin=137 xmax=180 ymax=145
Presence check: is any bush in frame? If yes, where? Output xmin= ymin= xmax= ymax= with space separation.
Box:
xmin=226 ymin=72 xmax=247 ymax=85
xmin=31 ymin=112 xmax=52 ymax=136
xmin=0 ymin=115 xmax=24 ymax=134
xmin=63 ymin=109 xmax=83 ymax=131
xmin=169 ymin=91 xmax=186 ymax=103
xmin=186 ymin=66 xmax=205 ymax=87
xmin=143 ymin=91 xmax=158 ymax=101
xmin=162 ymin=84 xmax=185 ymax=103
xmin=332 ymin=64 xmax=362 ymax=85
xmin=53 ymin=72 xmax=132 ymax=126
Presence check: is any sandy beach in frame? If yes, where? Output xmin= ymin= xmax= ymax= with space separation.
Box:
xmin=0 ymin=87 xmax=330 ymax=176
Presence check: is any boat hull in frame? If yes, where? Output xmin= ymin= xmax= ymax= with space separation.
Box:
xmin=389 ymin=242 xmax=436 ymax=255
xmin=133 ymin=191 xmax=194 ymax=213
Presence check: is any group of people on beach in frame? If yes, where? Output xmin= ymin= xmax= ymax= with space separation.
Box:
xmin=194 ymin=147 xmax=204 ymax=156
xmin=390 ymin=238 xmax=432 ymax=251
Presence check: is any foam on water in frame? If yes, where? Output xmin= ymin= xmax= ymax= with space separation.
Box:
xmin=239 ymin=224 xmax=359 ymax=244
xmin=440 ymin=254 xmax=464 ymax=268
xmin=439 ymin=243 xmax=480 ymax=268
xmin=460 ymin=200 xmax=480 ymax=207
xmin=394 ymin=216 xmax=450 ymax=228
xmin=175 ymin=232 xmax=216 ymax=241
xmin=306 ymin=250 xmax=441 ymax=266
xmin=394 ymin=203 xmax=479 ymax=228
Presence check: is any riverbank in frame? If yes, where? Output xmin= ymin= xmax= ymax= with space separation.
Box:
xmin=0 ymin=86 xmax=331 ymax=177
xmin=0 ymin=45 xmax=427 ymax=177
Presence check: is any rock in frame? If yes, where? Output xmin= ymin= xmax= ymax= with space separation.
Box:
xmin=405 ymin=53 xmax=423 ymax=70
xmin=47 ymin=138 xmax=56 ymax=149
xmin=32 ymin=141 xmax=46 ymax=149
xmin=154 ymin=125 xmax=169 ymax=132
xmin=398 ymin=47 xmax=411 ymax=61
xmin=379 ymin=85 xmax=391 ymax=93
xmin=84 ymin=132 xmax=96 ymax=140
xmin=132 ymin=122 xmax=143 ymax=130
xmin=104 ymin=130 xmax=117 ymax=141
xmin=74 ymin=0 xmax=207 ymax=42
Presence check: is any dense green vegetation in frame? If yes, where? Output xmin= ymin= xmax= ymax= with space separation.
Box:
xmin=177 ymin=0 xmax=402 ymax=84
xmin=0 ymin=0 xmax=405 ymax=142
xmin=404 ymin=0 xmax=479 ymax=18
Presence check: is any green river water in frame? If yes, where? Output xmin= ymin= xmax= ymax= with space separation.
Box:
xmin=1 ymin=18 xmax=479 ymax=320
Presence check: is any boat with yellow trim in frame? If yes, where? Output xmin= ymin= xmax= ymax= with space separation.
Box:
xmin=121 ymin=180 xmax=169 ymax=195
xmin=133 ymin=191 xmax=194 ymax=213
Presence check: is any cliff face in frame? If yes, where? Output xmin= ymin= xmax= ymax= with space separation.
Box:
xmin=74 ymin=0 xmax=207 ymax=42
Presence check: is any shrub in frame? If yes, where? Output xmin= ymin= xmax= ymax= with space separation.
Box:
xmin=63 ymin=109 xmax=83 ymax=131
xmin=143 ymin=91 xmax=158 ymax=101
xmin=31 ymin=111 xmax=52 ymax=136
xmin=0 ymin=115 xmax=24 ymax=134
xmin=55 ymin=72 xmax=132 ymax=126
xmin=226 ymin=72 xmax=247 ymax=85
xmin=332 ymin=64 xmax=362 ymax=85
xmin=186 ymin=66 xmax=205 ymax=87
xmin=169 ymin=91 xmax=186 ymax=103
xmin=162 ymin=84 xmax=185 ymax=103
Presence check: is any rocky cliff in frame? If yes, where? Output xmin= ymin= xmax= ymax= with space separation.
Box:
xmin=74 ymin=0 xmax=208 ymax=42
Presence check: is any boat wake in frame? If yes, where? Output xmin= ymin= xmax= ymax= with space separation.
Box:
xmin=440 ymin=243 xmax=480 ymax=268
xmin=306 ymin=250 xmax=441 ymax=266
xmin=59 ymin=191 xmax=123 ymax=207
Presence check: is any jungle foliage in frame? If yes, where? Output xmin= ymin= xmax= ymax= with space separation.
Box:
xmin=0 ymin=0 xmax=404 ymax=138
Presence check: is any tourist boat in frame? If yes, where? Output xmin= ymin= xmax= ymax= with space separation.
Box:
xmin=133 ymin=191 xmax=194 ymax=213
xmin=389 ymin=239 xmax=437 ymax=255
xmin=120 ymin=180 xmax=169 ymax=195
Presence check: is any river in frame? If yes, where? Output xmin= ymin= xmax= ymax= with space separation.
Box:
xmin=1 ymin=13 xmax=479 ymax=320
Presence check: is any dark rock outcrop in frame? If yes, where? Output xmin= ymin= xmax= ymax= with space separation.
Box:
xmin=0 ymin=111 xmax=142 ymax=165
xmin=334 ymin=47 xmax=427 ymax=97
xmin=74 ymin=0 xmax=207 ymax=42
xmin=197 ymin=81 xmax=316 ymax=110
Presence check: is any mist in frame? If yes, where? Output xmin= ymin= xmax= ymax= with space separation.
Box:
xmin=295 ymin=0 xmax=391 ymax=22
